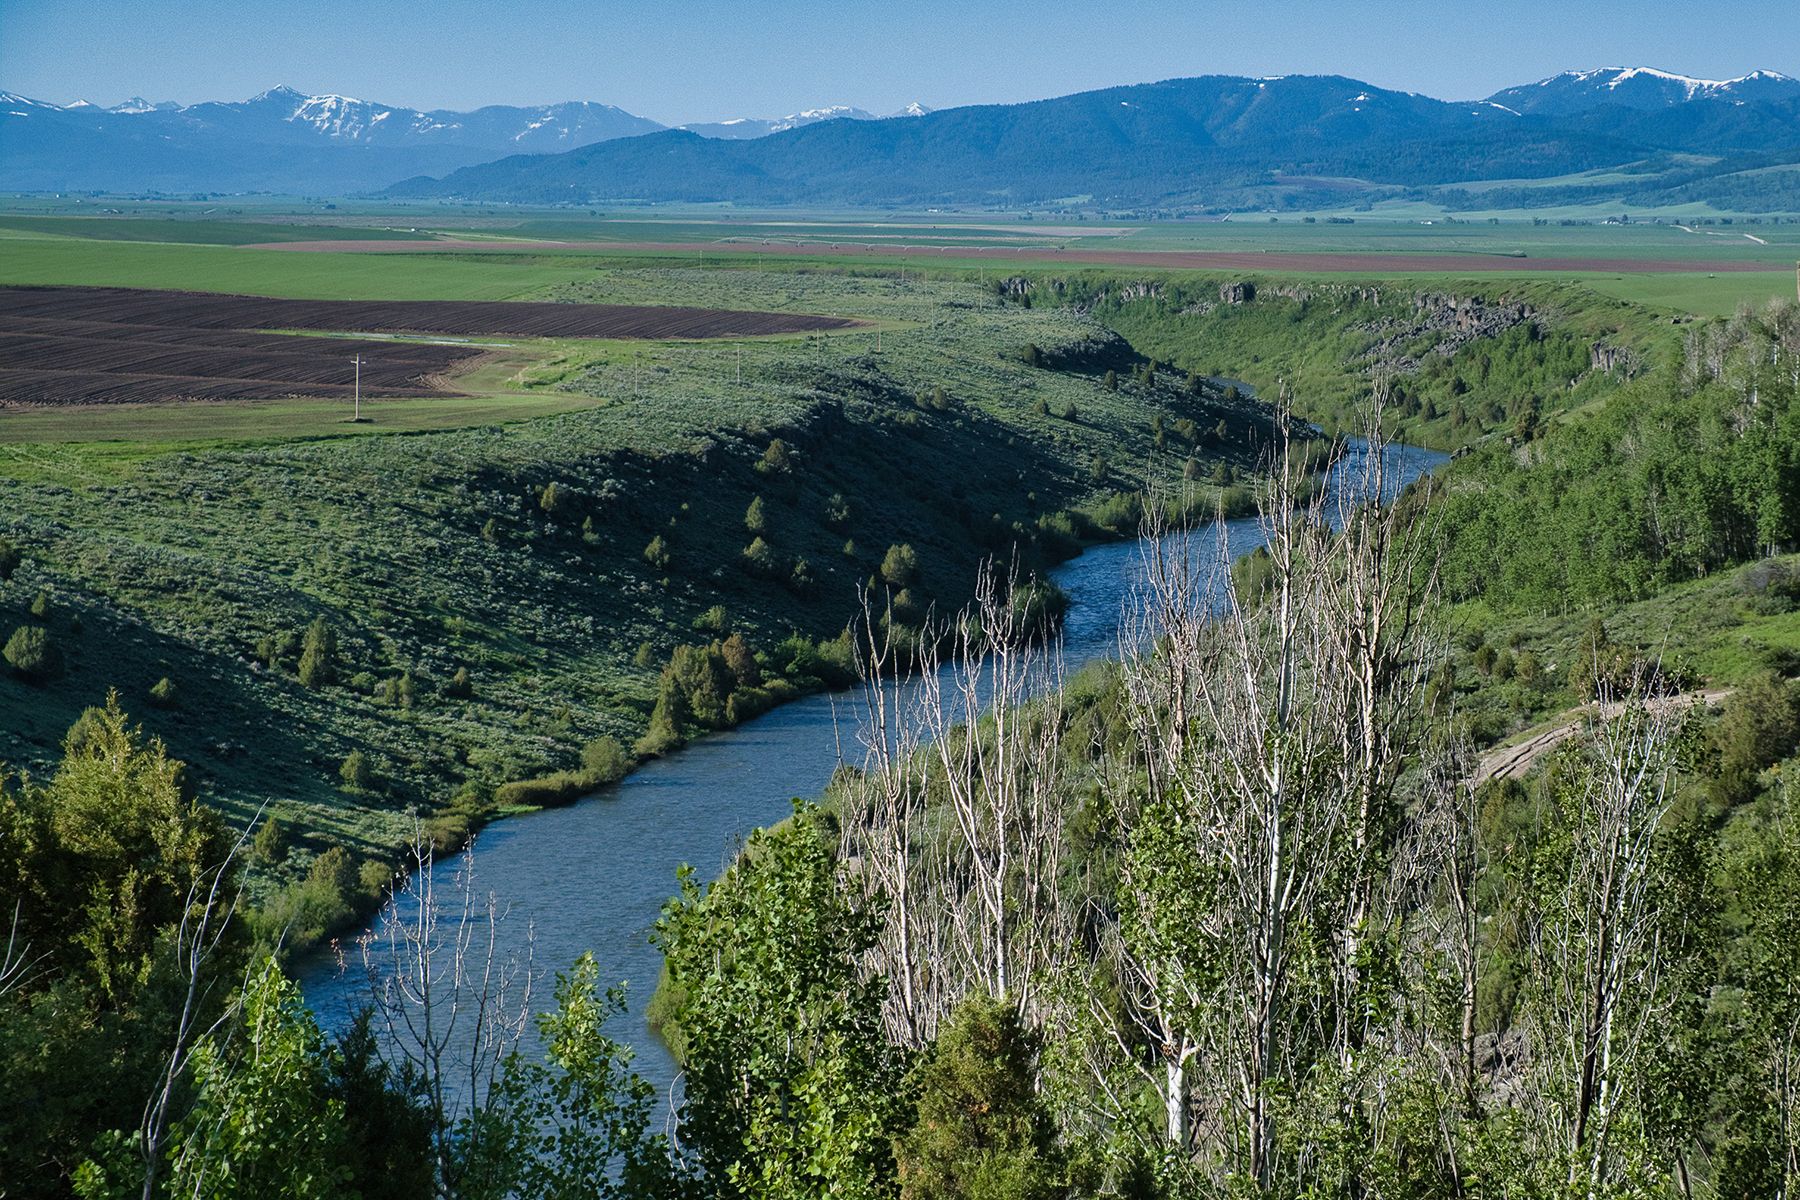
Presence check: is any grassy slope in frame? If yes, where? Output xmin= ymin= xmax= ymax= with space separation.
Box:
xmin=0 ymin=266 xmax=1263 ymax=870
xmin=1057 ymin=273 xmax=1675 ymax=449
xmin=1439 ymin=555 xmax=1800 ymax=752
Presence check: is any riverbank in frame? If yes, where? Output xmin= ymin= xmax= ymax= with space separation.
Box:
xmin=300 ymin=435 xmax=1448 ymax=1101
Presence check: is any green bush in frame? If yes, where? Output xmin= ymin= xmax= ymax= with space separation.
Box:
xmin=745 ymin=495 xmax=768 ymax=536
xmin=742 ymin=536 xmax=779 ymax=577
xmin=579 ymin=734 xmax=630 ymax=784
xmin=339 ymin=749 xmax=374 ymax=791
xmin=148 ymin=676 xmax=178 ymax=709
xmin=0 ymin=539 xmax=19 ymax=580
xmin=881 ymin=543 xmax=920 ymax=589
xmin=757 ymin=438 xmax=793 ymax=475
xmin=789 ymin=557 xmax=816 ymax=596
xmin=3 ymin=624 xmax=57 ymax=681
xmin=253 ymin=815 xmax=287 ymax=866
xmin=643 ymin=534 xmax=672 ymax=570
xmin=298 ymin=617 xmax=337 ymax=690
xmin=720 ymin=633 xmax=761 ymax=689
xmin=895 ymin=996 xmax=1066 ymax=1200
xmin=444 ymin=666 xmax=472 ymax=698
xmin=29 ymin=590 xmax=51 ymax=620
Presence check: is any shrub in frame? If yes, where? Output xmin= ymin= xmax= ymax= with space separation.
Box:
xmin=669 ymin=643 xmax=734 ymax=727
xmin=0 ymin=539 xmax=18 ymax=580
xmin=444 ymin=667 xmax=473 ymax=698
xmin=633 ymin=641 xmax=657 ymax=669
xmin=693 ymin=604 xmax=729 ymax=635
xmin=895 ymin=996 xmax=1066 ymax=1200
xmin=495 ymin=771 xmax=593 ymax=808
xmin=825 ymin=492 xmax=853 ymax=530
xmin=253 ymin=816 xmax=287 ymax=866
xmin=1102 ymin=370 xmax=1117 ymax=392
xmin=757 ymin=438 xmax=793 ymax=475
xmin=339 ymin=750 xmax=374 ymax=791
xmin=359 ymin=860 xmax=392 ymax=896
xmin=881 ymin=543 xmax=920 ymax=589
xmin=721 ymin=633 xmax=761 ymax=689
xmin=148 ymin=676 xmax=178 ymax=709
xmin=636 ymin=673 xmax=689 ymax=756
xmin=298 ymin=617 xmax=337 ymax=690
xmin=742 ymin=536 xmax=779 ymax=577
xmin=377 ymin=672 xmax=416 ymax=708
xmin=579 ymin=734 xmax=630 ymax=784
xmin=643 ymin=534 xmax=672 ymax=570
xmin=538 ymin=481 xmax=569 ymax=515
xmin=29 ymin=590 xmax=51 ymax=620
xmin=789 ymin=557 xmax=816 ymax=596
xmin=1060 ymin=402 xmax=1079 ymax=422
xmin=745 ymin=495 xmax=768 ymax=536
xmin=3 ymin=625 xmax=56 ymax=681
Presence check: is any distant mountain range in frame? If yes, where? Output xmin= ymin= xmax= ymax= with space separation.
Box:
xmin=4 ymin=69 xmax=1798 ymax=210
xmin=0 ymin=87 xmax=926 ymax=193
xmin=677 ymin=104 xmax=930 ymax=140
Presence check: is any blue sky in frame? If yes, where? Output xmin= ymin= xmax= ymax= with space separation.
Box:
xmin=4 ymin=0 xmax=1796 ymax=123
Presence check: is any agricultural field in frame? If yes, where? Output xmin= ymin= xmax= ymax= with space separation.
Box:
xmin=0 ymin=248 xmax=1271 ymax=886
xmin=0 ymin=284 xmax=856 ymax=406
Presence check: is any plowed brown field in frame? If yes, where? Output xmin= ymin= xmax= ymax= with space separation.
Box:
xmin=0 ymin=286 xmax=858 ymax=407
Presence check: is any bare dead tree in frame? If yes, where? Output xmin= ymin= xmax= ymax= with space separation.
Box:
xmin=840 ymin=563 xmax=1074 ymax=1046
xmin=0 ymin=900 xmax=47 ymax=999
xmin=1104 ymin=394 xmax=1445 ymax=1189
xmin=139 ymin=815 xmax=257 ymax=1200
xmin=360 ymin=830 xmax=536 ymax=1197
xmin=1414 ymin=732 xmax=1484 ymax=1114
xmin=1519 ymin=675 xmax=1686 ymax=1195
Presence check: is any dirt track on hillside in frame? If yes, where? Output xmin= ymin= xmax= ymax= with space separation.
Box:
xmin=1471 ymin=688 xmax=1733 ymax=787
xmin=244 ymin=237 xmax=1780 ymax=275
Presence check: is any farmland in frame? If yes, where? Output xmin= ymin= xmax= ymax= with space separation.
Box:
xmin=0 ymin=284 xmax=858 ymax=408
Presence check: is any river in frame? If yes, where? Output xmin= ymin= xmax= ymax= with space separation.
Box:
xmin=299 ymin=436 xmax=1447 ymax=1102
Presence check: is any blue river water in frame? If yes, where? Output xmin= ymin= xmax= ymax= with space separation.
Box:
xmin=300 ymin=436 xmax=1447 ymax=1104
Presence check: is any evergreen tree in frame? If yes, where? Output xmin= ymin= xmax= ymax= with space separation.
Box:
xmin=896 ymin=997 xmax=1065 ymax=1200
xmin=3 ymin=624 xmax=56 ymax=681
xmin=297 ymin=618 xmax=337 ymax=690
xmin=881 ymin=543 xmax=920 ymax=589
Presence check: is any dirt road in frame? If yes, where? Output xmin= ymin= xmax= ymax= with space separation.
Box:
xmin=1471 ymin=688 xmax=1732 ymax=787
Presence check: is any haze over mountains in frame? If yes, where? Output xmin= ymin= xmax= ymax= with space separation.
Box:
xmin=3 ymin=68 xmax=1797 ymax=210
xmin=0 ymin=87 xmax=928 ymax=193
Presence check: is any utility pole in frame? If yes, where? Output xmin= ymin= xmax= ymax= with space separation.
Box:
xmin=350 ymin=354 xmax=363 ymax=421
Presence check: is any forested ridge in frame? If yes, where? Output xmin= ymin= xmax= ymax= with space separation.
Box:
xmin=3 ymin=289 xmax=1799 ymax=1198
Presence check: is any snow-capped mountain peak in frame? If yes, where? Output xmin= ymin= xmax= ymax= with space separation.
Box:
xmin=1490 ymin=66 xmax=1800 ymax=114
xmin=890 ymin=101 xmax=932 ymax=118
xmin=679 ymin=104 xmax=876 ymax=139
